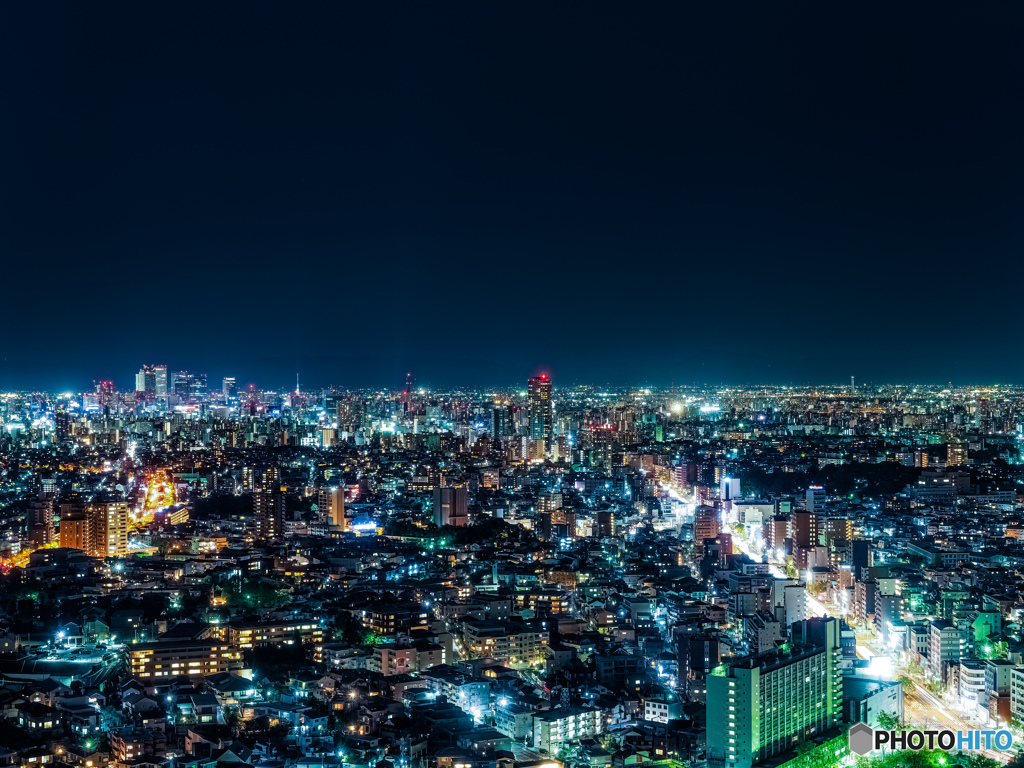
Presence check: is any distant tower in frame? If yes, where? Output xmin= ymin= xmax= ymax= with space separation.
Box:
xmin=136 ymin=366 xmax=157 ymax=397
xmin=850 ymin=375 xmax=855 ymax=393
xmin=527 ymin=374 xmax=553 ymax=448
xmin=154 ymin=365 xmax=168 ymax=397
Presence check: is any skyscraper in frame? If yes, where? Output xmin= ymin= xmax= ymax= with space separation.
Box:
xmin=707 ymin=617 xmax=841 ymax=768
xmin=154 ymin=365 xmax=168 ymax=397
xmin=136 ymin=366 xmax=157 ymax=397
xmin=492 ymin=403 xmax=510 ymax=438
xmin=527 ymin=374 xmax=552 ymax=448
xmin=222 ymin=377 xmax=237 ymax=402
xmin=97 ymin=381 xmax=115 ymax=408
xmin=54 ymin=410 xmax=73 ymax=443
xmin=172 ymin=371 xmax=193 ymax=400
xmin=192 ymin=373 xmax=208 ymax=401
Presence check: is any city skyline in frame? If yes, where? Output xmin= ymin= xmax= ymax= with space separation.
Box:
xmin=1 ymin=346 xmax=1023 ymax=768
xmin=7 ymin=362 xmax=1024 ymax=396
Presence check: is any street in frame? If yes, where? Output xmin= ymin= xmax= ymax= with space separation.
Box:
xmin=730 ymin=529 xmax=1012 ymax=763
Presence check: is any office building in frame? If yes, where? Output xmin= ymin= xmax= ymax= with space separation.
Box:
xmin=222 ymin=377 xmax=237 ymax=401
xmin=171 ymin=371 xmax=193 ymax=400
xmin=135 ymin=366 xmax=157 ymax=397
xmin=154 ymin=365 xmax=168 ymax=397
xmin=493 ymin=404 xmax=510 ymax=438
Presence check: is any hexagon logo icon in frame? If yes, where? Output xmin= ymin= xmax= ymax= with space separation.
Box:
xmin=848 ymin=723 xmax=874 ymax=756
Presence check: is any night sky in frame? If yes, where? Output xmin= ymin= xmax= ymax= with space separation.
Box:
xmin=2 ymin=4 xmax=1023 ymax=391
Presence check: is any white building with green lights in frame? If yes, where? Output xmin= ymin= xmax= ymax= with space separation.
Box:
xmin=707 ymin=617 xmax=841 ymax=768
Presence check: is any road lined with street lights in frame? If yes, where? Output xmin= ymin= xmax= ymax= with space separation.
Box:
xmin=728 ymin=528 xmax=1011 ymax=763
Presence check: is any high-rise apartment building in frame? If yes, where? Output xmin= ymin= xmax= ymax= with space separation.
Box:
xmin=527 ymin=375 xmax=552 ymax=448
xmin=792 ymin=510 xmax=819 ymax=551
xmin=947 ymin=443 xmax=968 ymax=467
xmin=60 ymin=502 xmax=128 ymax=557
xmin=433 ymin=485 xmax=468 ymax=527
xmin=694 ymin=504 xmax=721 ymax=545
xmin=28 ymin=496 xmax=56 ymax=546
xmin=254 ymin=491 xmax=285 ymax=540
xmin=243 ymin=465 xmax=281 ymax=493
xmin=721 ymin=477 xmax=741 ymax=501
xmin=805 ymin=486 xmax=826 ymax=514
xmin=539 ymin=507 xmax=575 ymax=542
xmin=318 ymin=487 xmax=348 ymax=531
xmin=707 ymin=617 xmax=841 ymax=768
xmin=91 ymin=502 xmax=129 ymax=558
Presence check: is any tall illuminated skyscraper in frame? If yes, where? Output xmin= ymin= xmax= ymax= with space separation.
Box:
xmin=172 ymin=371 xmax=193 ymax=400
xmin=136 ymin=366 xmax=157 ymax=397
xmin=223 ymin=377 xmax=237 ymax=402
xmin=54 ymin=410 xmax=73 ymax=443
xmin=527 ymin=374 xmax=552 ymax=448
xmin=154 ymin=365 xmax=168 ymax=397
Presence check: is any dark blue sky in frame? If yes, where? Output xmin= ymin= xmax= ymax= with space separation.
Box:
xmin=2 ymin=3 xmax=1023 ymax=392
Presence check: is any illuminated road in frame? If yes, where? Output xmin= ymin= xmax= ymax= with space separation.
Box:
xmin=660 ymin=484 xmax=1015 ymax=763
xmin=729 ymin=530 xmax=1011 ymax=763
